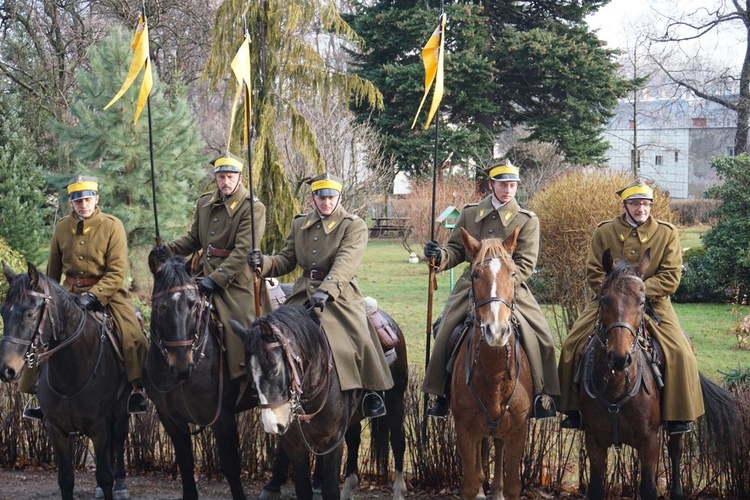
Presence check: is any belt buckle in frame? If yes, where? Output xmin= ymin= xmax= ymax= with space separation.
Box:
xmin=75 ymin=277 xmax=83 ymax=287
xmin=206 ymin=244 xmax=214 ymax=257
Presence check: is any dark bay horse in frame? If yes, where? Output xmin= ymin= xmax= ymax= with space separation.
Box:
xmin=578 ymin=249 xmax=739 ymax=499
xmin=0 ymin=263 xmax=129 ymax=500
xmin=145 ymin=255 xmax=258 ymax=500
xmin=234 ymin=298 xmax=409 ymax=500
xmin=451 ymin=227 xmax=533 ymax=500
xmin=245 ymin=283 xmax=408 ymax=500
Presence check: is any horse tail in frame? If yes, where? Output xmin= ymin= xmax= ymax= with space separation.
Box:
xmin=697 ymin=372 xmax=741 ymax=469
xmin=370 ymin=412 xmax=390 ymax=478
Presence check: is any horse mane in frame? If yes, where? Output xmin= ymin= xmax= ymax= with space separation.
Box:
xmin=473 ymin=238 xmax=512 ymax=268
xmin=601 ymin=259 xmax=643 ymax=295
xmin=250 ymin=305 xmax=322 ymax=366
xmin=153 ymin=256 xmax=192 ymax=292
xmin=4 ymin=272 xmax=34 ymax=305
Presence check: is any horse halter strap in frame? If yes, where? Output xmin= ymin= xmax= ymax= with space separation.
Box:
xmin=151 ymin=283 xmax=210 ymax=358
xmin=469 ymin=255 xmax=515 ymax=314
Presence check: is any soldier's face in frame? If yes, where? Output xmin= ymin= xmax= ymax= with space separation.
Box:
xmin=490 ymin=180 xmax=518 ymax=204
xmin=70 ymin=195 xmax=99 ymax=219
xmin=622 ymin=199 xmax=652 ymax=225
xmin=312 ymin=194 xmax=340 ymax=217
xmin=216 ymin=172 xmax=241 ymax=196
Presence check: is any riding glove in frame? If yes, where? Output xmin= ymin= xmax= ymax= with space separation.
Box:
xmin=247 ymin=249 xmax=263 ymax=270
xmin=424 ymin=239 xmax=442 ymax=265
xmin=309 ymin=289 xmax=330 ymax=311
xmin=78 ymin=292 xmax=103 ymax=311
xmin=151 ymin=244 xmax=168 ymax=263
xmin=198 ymin=277 xmax=218 ymax=295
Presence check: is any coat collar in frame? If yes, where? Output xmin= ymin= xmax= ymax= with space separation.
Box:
xmin=201 ymin=184 xmax=249 ymax=217
xmin=301 ymin=204 xmax=346 ymax=234
xmin=71 ymin=207 xmax=103 ymax=235
xmin=474 ymin=195 xmax=519 ymax=226
xmin=613 ymin=213 xmax=658 ymax=244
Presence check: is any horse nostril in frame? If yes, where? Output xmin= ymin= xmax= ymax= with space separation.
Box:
xmin=275 ymin=423 xmax=285 ymax=434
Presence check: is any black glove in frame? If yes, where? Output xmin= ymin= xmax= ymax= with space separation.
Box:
xmin=424 ymin=239 xmax=442 ymax=264
xmin=309 ymin=289 xmax=329 ymax=311
xmin=151 ymin=244 xmax=168 ymax=263
xmin=78 ymin=292 xmax=102 ymax=311
xmin=198 ymin=277 xmax=218 ymax=295
xmin=247 ymin=249 xmax=263 ymax=270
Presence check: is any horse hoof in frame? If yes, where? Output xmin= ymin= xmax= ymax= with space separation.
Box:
xmin=341 ymin=474 xmax=358 ymax=499
xmin=114 ymin=489 xmax=130 ymax=500
xmin=95 ymin=486 xmax=104 ymax=499
xmin=259 ymin=488 xmax=281 ymax=500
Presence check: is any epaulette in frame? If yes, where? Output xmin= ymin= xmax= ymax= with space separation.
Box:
xmin=657 ymin=219 xmax=677 ymax=230
xmin=517 ymin=207 xmax=537 ymax=218
xmin=462 ymin=202 xmax=479 ymax=209
xmin=199 ymin=191 xmax=213 ymax=200
xmin=343 ymin=213 xmax=360 ymax=221
xmin=293 ymin=213 xmax=306 ymax=220
xmin=596 ymin=219 xmax=611 ymax=228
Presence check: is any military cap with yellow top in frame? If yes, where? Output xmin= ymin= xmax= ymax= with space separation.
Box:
xmin=616 ymin=179 xmax=654 ymax=201
xmin=485 ymin=159 xmax=520 ymax=181
xmin=308 ymin=172 xmax=343 ymax=197
xmin=210 ymin=152 xmax=244 ymax=173
xmin=66 ymin=175 xmax=99 ymax=201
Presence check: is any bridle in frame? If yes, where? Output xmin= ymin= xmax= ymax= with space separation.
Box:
xmin=259 ymin=320 xmax=349 ymax=455
xmin=465 ymin=252 xmax=521 ymax=434
xmin=150 ymin=283 xmax=211 ymax=364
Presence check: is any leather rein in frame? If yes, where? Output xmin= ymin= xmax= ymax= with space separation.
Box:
xmin=465 ymin=254 xmax=522 ymax=434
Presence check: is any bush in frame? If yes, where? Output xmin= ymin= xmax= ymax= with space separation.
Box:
xmin=669 ymin=198 xmax=720 ymax=225
xmin=0 ymin=238 xmax=28 ymax=307
xmin=673 ymin=248 xmax=729 ymax=303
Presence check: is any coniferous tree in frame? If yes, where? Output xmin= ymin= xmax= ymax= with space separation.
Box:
xmin=0 ymin=90 xmax=52 ymax=264
xmin=55 ymin=26 xmax=208 ymax=248
xmin=205 ymin=0 xmax=383 ymax=252
xmin=347 ymin=0 xmax=632 ymax=173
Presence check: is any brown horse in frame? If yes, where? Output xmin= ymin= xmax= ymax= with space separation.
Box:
xmin=451 ymin=227 xmax=533 ymax=500
xmin=579 ymin=249 xmax=739 ymax=499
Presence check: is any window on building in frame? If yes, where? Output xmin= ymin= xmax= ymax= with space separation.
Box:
xmin=629 ymin=120 xmax=635 ymax=129
xmin=727 ymin=147 xmax=736 ymax=157
xmin=655 ymin=155 xmax=663 ymax=166
xmin=692 ymin=117 xmax=707 ymax=127
xmin=674 ymin=151 xmax=679 ymax=162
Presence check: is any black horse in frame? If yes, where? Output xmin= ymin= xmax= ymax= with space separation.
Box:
xmin=233 ymin=301 xmax=408 ymax=500
xmin=144 ymin=255 xmax=258 ymax=500
xmin=0 ymin=263 xmax=130 ymax=500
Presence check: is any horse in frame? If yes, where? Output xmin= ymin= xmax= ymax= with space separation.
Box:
xmin=578 ymin=249 xmax=739 ymax=499
xmin=450 ymin=227 xmax=533 ymax=500
xmin=0 ymin=263 xmax=130 ymax=500
xmin=251 ymin=294 xmax=409 ymax=500
xmin=144 ymin=255 xmax=258 ymax=500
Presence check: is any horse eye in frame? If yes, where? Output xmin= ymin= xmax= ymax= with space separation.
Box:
xmin=24 ymin=310 xmax=36 ymax=320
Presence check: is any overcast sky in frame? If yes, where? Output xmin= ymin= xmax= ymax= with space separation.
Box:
xmin=586 ymin=0 xmax=746 ymax=68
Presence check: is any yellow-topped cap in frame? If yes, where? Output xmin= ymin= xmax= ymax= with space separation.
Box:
xmin=616 ymin=180 xmax=654 ymax=200
xmin=485 ymin=159 xmax=520 ymax=181
xmin=66 ymin=175 xmax=99 ymax=200
xmin=309 ymin=173 xmax=343 ymax=196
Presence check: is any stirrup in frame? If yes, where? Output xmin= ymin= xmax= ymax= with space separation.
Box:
xmin=426 ymin=396 xmax=450 ymax=419
xmin=666 ymin=420 xmax=691 ymax=435
xmin=532 ymin=394 xmax=557 ymax=419
xmin=127 ymin=390 xmax=148 ymax=415
xmin=22 ymin=397 xmax=44 ymax=421
xmin=362 ymin=391 xmax=386 ymax=419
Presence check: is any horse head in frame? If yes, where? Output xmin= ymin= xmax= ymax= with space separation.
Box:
xmin=598 ymin=248 xmax=651 ymax=371
xmin=0 ymin=262 xmax=55 ymax=382
xmin=462 ymin=226 xmax=519 ymax=347
xmin=150 ymin=256 xmax=205 ymax=379
xmin=232 ymin=305 xmax=322 ymax=435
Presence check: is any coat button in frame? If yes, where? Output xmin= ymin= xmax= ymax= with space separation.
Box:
xmin=488 ymin=229 xmax=494 ymax=234
xmin=316 ymin=224 xmax=321 ymax=229
xmin=79 ymin=241 xmax=84 ymax=245
xmin=312 ymin=262 xmax=317 ymax=267
xmin=79 ymin=256 xmax=83 ymax=260
xmin=210 ymin=231 xmax=215 ymax=235
xmin=213 ymin=218 xmax=218 ymax=222
xmin=312 ymin=249 xmax=318 ymax=254
xmin=313 ymin=237 xmax=318 ymax=241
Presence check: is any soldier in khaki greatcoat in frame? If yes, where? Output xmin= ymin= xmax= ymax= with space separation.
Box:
xmin=154 ymin=153 xmax=266 ymax=381
xmin=558 ymin=180 xmax=704 ymax=435
xmin=247 ymin=172 xmax=394 ymax=419
xmin=421 ymin=160 xmax=560 ymax=419
xmin=21 ymin=176 xmax=149 ymax=420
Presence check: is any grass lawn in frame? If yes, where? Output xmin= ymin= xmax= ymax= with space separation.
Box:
xmin=359 ymin=238 xmax=750 ymax=382
xmin=678 ymin=224 xmax=710 ymax=250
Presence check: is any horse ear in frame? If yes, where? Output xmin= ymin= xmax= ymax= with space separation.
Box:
xmin=229 ymin=319 xmax=250 ymax=342
xmin=603 ymin=249 xmax=614 ymax=274
xmin=26 ymin=262 xmax=39 ymax=288
xmin=459 ymin=227 xmax=481 ymax=256
xmin=503 ymin=226 xmax=520 ymax=254
xmin=148 ymin=252 xmax=162 ymax=275
xmin=638 ymin=248 xmax=652 ymax=277
xmin=3 ymin=261 xmax=16 ymax=284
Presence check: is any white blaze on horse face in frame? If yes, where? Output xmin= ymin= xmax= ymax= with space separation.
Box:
xmin=485 ymin=257 xmax=511 ymax=347
xmin=250 ymin=354 xmax=293 ymax=434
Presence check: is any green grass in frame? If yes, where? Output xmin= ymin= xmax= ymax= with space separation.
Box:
xmin=360 ymin=239 xmax=750 ymax=382
xmin=679 ymin=224 xmax=710 ymax=250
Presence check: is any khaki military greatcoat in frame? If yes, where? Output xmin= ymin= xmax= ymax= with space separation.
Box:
xmin=558 ymin=213 xmax=705 ymax=421
xmin=421 ymin=195 xmax=560 ymax=399
xmin=167 ymin=184 xmax=266 ymax=380
xmin=259 ymin=204 xmax=393 ymax=392
xmin=49 ymin=207 xmax=147 ymax=384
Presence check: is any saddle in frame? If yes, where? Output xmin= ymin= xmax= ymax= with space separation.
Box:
xmin=89 ymin=309 xmax=124 ymax=363
xmin=364 ymin=296 xmax=399 ymax=365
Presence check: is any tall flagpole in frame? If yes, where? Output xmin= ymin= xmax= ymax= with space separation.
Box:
xmin=142 ymin=0 xmax=160 ymax=246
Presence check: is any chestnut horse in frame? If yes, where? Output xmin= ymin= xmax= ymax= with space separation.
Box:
xmin=579 ymin=249 xmax=739 ymax=499
xmin=451 ymin=227 xmax=533 ymax=500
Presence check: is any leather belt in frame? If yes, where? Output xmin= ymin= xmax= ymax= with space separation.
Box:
xmin=65 ymin=276 xmax=100 ymax=287
xmin=205 ymin=245 xmax=231 ymax=258
xmin=303 ymin=269 xmax=328 ymax=280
